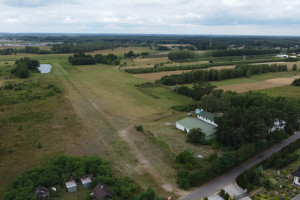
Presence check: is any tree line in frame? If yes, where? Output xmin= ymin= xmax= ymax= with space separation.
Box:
xmin=158 ymin=64 xmax=288 ymax=86
xmin=68 ymin=52 xmax=120 ymax=65
xmin=168 ymin=50 xmax=197 ymax=61
xmin=124 ymin=58 xmax=285 ymax=74
xmin=0 ymin=46 xmax=51 ymax=55
xmin=206 ymin=49 xmax=280 ymax=57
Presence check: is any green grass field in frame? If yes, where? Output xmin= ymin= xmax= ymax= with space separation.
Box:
xmin=1 ymin=47 xmax=299 ymax=199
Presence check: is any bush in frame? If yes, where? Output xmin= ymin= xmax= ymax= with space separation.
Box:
xmin=292 ymin=64 xmax=298 ymax=71
xmin=187 ymin=128 xmax=207 ymax=145
xmin=291 ymin=78 xmax=300 ymax=86
xmin=136 ymin=125 xmax=144 ymax=132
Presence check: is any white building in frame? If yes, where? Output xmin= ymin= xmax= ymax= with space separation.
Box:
xmin=66 ymin=180 xmax=77 ymax=193
xmin=277 ymin=54 xmax=289 ymax=58
xmin=292 ymin=167 xmax=300 ymax=186
xmin=269 ymin=119 xmax=286 ymax=133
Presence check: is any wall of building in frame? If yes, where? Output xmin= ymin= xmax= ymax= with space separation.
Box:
xmin=294 ymin=177 xmax=300 ymax=186
xmin=176 ymin=123 xmax=190 ymax=133
xmin=197 ymin=115 xmax=218 ymax=127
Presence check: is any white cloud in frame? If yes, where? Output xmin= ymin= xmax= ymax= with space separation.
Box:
xmin=1 ymin=0 xmax=300 ymax=35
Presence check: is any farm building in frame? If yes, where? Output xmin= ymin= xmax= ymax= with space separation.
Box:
xmin=92 ymin=183 xmax=113 ymax=200
xmin=35 ymin=186 xmax=50 ymax=200
xmin=292 ymin=167 xmax=300 ymax=186
xmin=81 ymin=176 xmax=92 ymax=189
xmin=196 ymin=109 xmax=218 ymax=127
xmin=277 ymin=54 xmax=289 ymax=58
xmin=176 ymin=117 xmax=217 ymax=140
xmin=65 ymin=180 xmax=77 ymax=193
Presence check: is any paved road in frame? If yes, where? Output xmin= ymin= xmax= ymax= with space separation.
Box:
xmin=180 ymin=132 xmax=300 ymax=200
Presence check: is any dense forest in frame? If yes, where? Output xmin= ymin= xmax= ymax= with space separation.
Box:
xmin=175 ymin=91 xmax=300 ymax=189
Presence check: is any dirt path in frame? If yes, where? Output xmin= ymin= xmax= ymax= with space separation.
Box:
xmin=53 ymin=62 xmax=184 ymax=196
xmin=218 ymin=75 xmax=300 ymax=93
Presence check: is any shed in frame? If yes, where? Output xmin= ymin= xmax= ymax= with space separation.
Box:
xmin=35 ymin=186 xmax=50 ymax=200
xmin=196 ymin=109 xmax=218 ymax=127
xmin=292 ymin=167 xmax=300 ymax=186
xmin=66 ymin=180 xmax=77 ymax=193
xmin=176 ymin=117 xmax=217 ymax=140
xmin=81 ymin=176 xmax=92 ymax=189
xmin=93 ymin=183 xmax=113 ymax=200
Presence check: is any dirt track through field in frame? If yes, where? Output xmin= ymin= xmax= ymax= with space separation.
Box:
xmin=53 ymin=63 xmax=185 ymax=196
xmin=218 ymin=75 xmax=300 ymax=93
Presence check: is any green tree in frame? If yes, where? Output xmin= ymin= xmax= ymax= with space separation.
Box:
xmin=187 ymin=128 xmax=206 ymax=144
xmin=292 ymin=64 xmax=298 ymax=71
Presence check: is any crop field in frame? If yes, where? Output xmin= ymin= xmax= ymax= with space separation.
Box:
xmin=218 ymin=75 xmax=300 ymax=93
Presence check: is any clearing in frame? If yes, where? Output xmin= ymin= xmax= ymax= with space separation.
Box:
xmin=218 ymin=75 xmax=300 ymax=93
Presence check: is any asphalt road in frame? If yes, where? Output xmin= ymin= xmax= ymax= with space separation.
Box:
xmin=180 ymin=132 xmax=300 ymax=200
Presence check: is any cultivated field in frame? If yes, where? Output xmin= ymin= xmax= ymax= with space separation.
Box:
xmin=218 ymin=75 xmax=300 ymax=93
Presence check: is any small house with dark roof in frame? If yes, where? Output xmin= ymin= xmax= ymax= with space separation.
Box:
xmin=93 ymin=183 xmax=113 ymax=200
xmin=35 ymin=186 xmax=50 ymax=200
xmin=292 ymin=167 xmax=300 ymax=186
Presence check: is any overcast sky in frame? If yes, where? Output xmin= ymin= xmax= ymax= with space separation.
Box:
xmin=1 ymin=0 xmax=300 ymax=35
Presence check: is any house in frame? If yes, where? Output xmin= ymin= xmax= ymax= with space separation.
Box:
xmin=92 ymin=183 xmax=113 ymax=200
xmin=176 ymin=117 xmax=217 ymax=140
xmin=66 ymin=180 xmax=77 ymax=193
xmin=269 ymin=119 xmax=286 ymax=133
xmin=35 ymin=186 xmax=50 ymax=200
xmin=292 ymin=167 xmax=300 ymax=186
xmin=81 ymin=176 xmax=92 ymax=189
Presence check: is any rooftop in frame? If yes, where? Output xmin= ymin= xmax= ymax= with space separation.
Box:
xmin=292 ymin=167 xmax=300 ymax=177
xmin=81 ymin=177 xmax=92 ymax=184
xmin=292 ymin=194 xmax=300 ymax=200
xmin=65 ymin=180 xmax=77 ymax=188
xmin=176 ymin=117 xmax=217 ymax=136
xmin=198 ymin=110 xmax=215 ymax=121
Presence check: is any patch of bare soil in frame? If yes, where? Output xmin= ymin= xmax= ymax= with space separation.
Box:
xmin=219 ymin=76 xmax=300 ymax=93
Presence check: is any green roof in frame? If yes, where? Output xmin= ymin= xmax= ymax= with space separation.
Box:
xmin=176 ymin=117 xmax=217 ymax=137
xmin=198 ymin=111 xmax=215 ymax=121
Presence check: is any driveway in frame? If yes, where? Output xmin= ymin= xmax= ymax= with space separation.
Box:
xmin=180 ymin=132 xmax=300 ymax=200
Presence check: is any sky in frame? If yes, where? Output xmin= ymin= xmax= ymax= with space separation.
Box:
xmin=1 ymin=0 xmax=300 ymax=36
